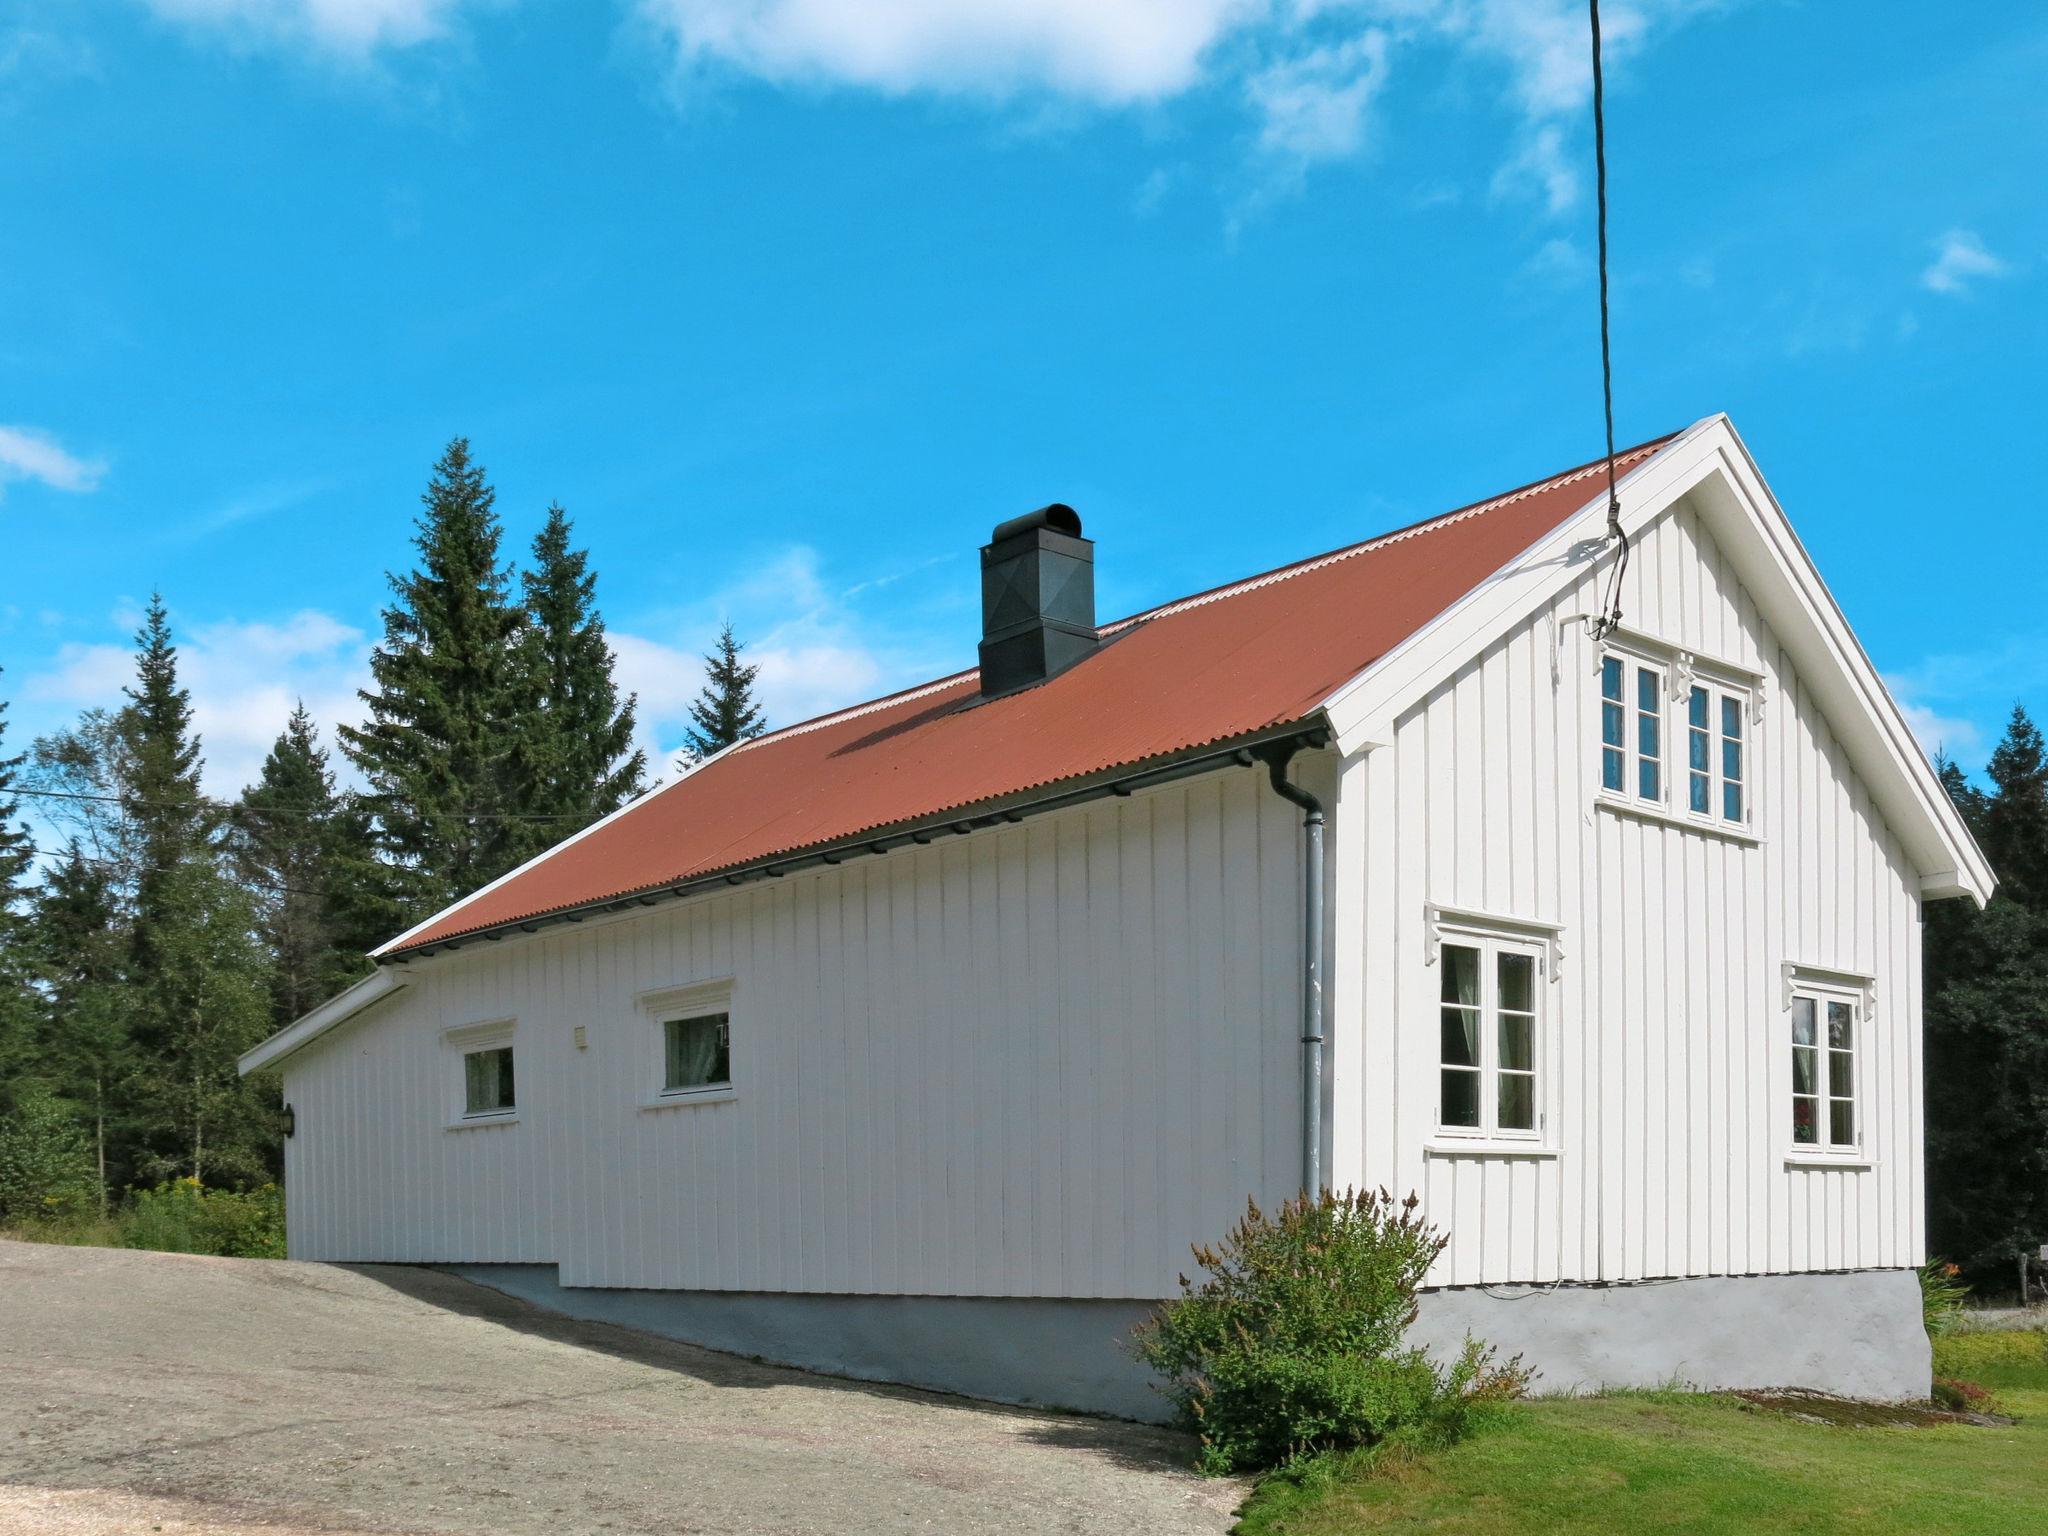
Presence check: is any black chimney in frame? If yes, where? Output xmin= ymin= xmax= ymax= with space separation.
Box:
xmin=978 ymin=503 xmax=1097 ymax=699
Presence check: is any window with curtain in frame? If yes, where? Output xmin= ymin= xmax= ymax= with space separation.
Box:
xmin=463 ymin=1045 xmax=515 ymax=1117
xmin=663 ymin=1012 xmax=731 ymax=1094
xmin=1438 ymin=935 xmax=1543 ymax=1138
xmin=1790 ymin=990 xmax=1858 ymax=1151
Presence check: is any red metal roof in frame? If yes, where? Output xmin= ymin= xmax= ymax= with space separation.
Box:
xmin=388 ymin=436 xmax=1675 ymax=954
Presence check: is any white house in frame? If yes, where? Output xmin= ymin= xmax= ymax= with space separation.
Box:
xmin=241 ymin=416 xmax=1992 ymax=1418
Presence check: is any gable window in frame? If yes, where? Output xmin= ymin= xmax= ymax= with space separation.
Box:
xmin=463 ymin=1045 xmax=516 ymax=1117
xmin=1598 ymin=640 xmax=1757 ymax=830
xmin=1600 ymin=654 xmax=1664 ymax=803
xmin=1787 ymin=973 xmax=1867 ymax=1153
xmin=663 ymin=1012 xmax=731 ymax=1095
xmin=1435 ymin=927 xmax=1547 ymax=1140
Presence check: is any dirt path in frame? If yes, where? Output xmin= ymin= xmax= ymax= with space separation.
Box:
xmin=0 ymin=1239 xmax=1237 ymax=1535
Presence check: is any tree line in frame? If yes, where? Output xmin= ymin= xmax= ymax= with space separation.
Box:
xmin=0 ymin=439 xmax=764 ymax=1213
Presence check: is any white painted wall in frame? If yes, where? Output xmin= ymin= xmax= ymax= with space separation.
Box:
xmin=1328 ymin=494 xmax=1926 ymax=1287
xmin=282 ymin=761 xmax=1328 ymax=1298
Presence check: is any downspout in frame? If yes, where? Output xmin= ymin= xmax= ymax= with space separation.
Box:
xmin=1261 ymin=741 xmax=1326 ymax=1197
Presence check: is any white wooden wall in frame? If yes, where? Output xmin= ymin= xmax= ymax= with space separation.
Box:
xmin=282 ymin=763 xmax=1325 ymax=1298
xmin=1329 ymin=494 xmax=1926 ymax=1287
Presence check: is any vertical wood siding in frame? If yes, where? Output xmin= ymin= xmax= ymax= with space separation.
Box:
xmin=282 ymin=766 xmax=1315 ymax=1298
xmin=1331 ymin=495 xmax=1925 ymax=1286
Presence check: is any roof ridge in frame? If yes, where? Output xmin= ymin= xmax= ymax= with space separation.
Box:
xmin=731 ymin=434 xmax=1674 ymax=753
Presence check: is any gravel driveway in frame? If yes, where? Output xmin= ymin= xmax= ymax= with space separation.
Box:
xmin=0 ymin=1239 xmax=1238 ymax=1535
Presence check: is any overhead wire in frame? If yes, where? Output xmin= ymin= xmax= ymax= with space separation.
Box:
xmin=1588 ymin=0 xmax=1630 ymax=643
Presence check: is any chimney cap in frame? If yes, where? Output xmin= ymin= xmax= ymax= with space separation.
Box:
xmin=988 ymin=503 xmax=1082 ymax=546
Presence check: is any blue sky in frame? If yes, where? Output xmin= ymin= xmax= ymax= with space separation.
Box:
xmin=2 ymin=1 xmax=2043 ymax=808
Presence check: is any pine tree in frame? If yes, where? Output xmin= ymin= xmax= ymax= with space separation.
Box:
xmin=680 ymin=621 xmax=765 ymax=766
xmin=340 ymin=438 xmax=530 ymax=920
xmin=0 ymin=670 xmax=41 ymax=1103
xmin=109 ymin=599 xmax=273 ymax=1186
xmin=1924 ymin=708 xmax=2048 ymax=1286
xmin=235 ymin=705 xmax=377 ymax=1026
xmin=503 ymin=503 xmax=646 ymax=867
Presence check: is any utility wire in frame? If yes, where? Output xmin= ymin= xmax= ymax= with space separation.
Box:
xmin=10 ymin=784 xmax=592 ymax=824
xmin=1588 ymin=0 xmax=1630 ymax=642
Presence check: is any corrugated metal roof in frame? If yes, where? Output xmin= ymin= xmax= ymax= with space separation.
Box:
xmin=388 ymin=436 xmax=1674 ymax=954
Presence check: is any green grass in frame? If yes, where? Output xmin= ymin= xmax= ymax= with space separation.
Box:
xmin=1235 ymin=1332 xmax=2048 ymax=1536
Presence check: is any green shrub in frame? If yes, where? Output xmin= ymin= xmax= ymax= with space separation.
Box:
xmin=0 ymin=1087 xmax=99 ymax=1223
xmin=1920 ymin=1257 xmax=1970 ymax=1336
xmin=123 ymin=1178 xmax=285 ymax=1258
xmin=1131 ymin=1188 xmax=1528 ymax=1474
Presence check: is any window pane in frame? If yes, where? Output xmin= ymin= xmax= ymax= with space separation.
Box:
xmin=1602 ymin=655 xmax=1623 ymax=701
xmin=1604 ymin=748 xmax=1625 ymax=790
xmin=1498 ymin=1073 xmax=1535 ymax=1131
xmin=1638 ymin=667 xmax=1660 ymax=711
xmin=1638 ymin=710 xmax=1660 ymax=759
xmin=1689 ymin=728 xmax=1709 ymax=771
xmin=1723 ymin=738 xmax=1743 ymax=782
xmin=1793 ymin=1098 xmax=1818 ymax=1144
xmin=1724 ymin=782 xmax=1744 ymax=822
xmin=1639 ymin=758 xmax=1661 ymax=801
xmin=1441 ymin=1069 xmax=1480 ymax=1127
xmin=1792 ymin=1044 xmax=1817 ymax=1095
xmin=1689 ymin=685 xmax=1709 ymax=728
xmin=1791 ymin=997 xmax=1816 ymax=1047
xmin=1722 ymin=694 xmax=1743 ymax=740
xmin=465 ymin=1046 xmax=513 ymax=1114
xmin=1441 ymin=944 xmax=1481 ymax=1006
xmin=1441 ymin=1008 xmax=1480 ymax=1068
xmin=1497 ymin=951 xmax=1534 ymax=1013
xmin=1827 ymin=1001 xmax=1853 ymax=1050
xmin=1602 ymin=701 xmax=1625 ymax=748
xmin=1829 ymin=1101 xmax=1855 ymax=1146
xmin=1498 ymin=1014 xmax=1534 ymax=1072
xmin=1691 ymin=772 xmax=1710 ymax=814
xmin=1829 ymin=1051 xmax=1854 ymax=1097
xmin=665 ymin=1013 xmax=731 ymax=1091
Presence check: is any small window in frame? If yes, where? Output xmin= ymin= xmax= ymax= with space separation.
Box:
xmin=1790 ymin=989 xmax=1858 ymax=1151
xmin=1438 ymin=934 xmax=1544 ymax=1139
xmin=463 ymin=1045 xmax=515 ymax=1117
xmin=663 ymin=1012 xmax=731 ymax=1095
xmin=1600 ymin=653 xmax=1664 ymax=803
xmin=1685 ymin=684 xmax=1749 ymax=825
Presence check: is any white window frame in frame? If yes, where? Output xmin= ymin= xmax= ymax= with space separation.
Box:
xmin=1783 ymin=964 xmax=1873 ymax=1162
xmin=1425 ymin=908 xmax=1560 ymax=1148
xmin=1596 ymin=632 xmax=1761 ymax=834
xmin=637 ymin=979 xmax=738 ymax=1110
xmin=442 ymin=1018 xmax=518 ymax=1129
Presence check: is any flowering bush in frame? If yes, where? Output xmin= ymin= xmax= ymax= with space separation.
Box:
xmin=1920 ymin=1258 xmax=1970 ymax=1337
xmin=1131 ymin=1188 xmax=1528 ymax=1474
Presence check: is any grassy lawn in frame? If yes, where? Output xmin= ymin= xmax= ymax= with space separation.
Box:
xmin=1236 ymin=1330 xmax=2048 ymax=1536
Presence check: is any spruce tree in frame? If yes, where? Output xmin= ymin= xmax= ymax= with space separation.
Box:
xmin=341 ymin=438 xmax=530 ymax=919
xmin=31 ymin=847 xmax=131 ymax=1202
xmin=110 ymin=599 xmax=273 ymax=1185
xmin=0 ymin=671 xmax=40 ymax=1103
xmin=236 ymin=705 xmax=376 ymax=1026
xmin=504 ymin=503 xmax=646 ymax=867
xmin=680 ymin=621 xmax=765 ymax=765
xmin=1924 ymin=707 xmax=2048 ymax=1285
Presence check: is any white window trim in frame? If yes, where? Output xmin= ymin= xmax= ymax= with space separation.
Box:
xmin=442 ymin=1018 xmax=518 ymax=1130
xmin=1782 ymin=964 xmax=1871 ymax=1163
xmin=636 ymin=978 xmax=737 ymax=1109
xmin=1595 ymin=631 xmax=1764 ymax=836
xmin=1425 ymin=907 xmax=1558 ymax=1150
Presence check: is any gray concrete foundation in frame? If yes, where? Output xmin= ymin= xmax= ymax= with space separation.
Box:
xmin=442 ymin=1266 xmax=1170 ymax=1421
xmin=1410 ymin=1268 xmax=1931 ymax=1401
xmin=440 ymin=1265 xmax=1930 ymax=1423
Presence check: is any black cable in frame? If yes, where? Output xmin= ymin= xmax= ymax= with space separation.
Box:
xmin=1589 ymin=0 xmax=1630 ymax=641
xmin=10 ymin=784 xmax=591 ymax=824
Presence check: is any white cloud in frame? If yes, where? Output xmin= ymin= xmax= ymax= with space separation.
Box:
xmin=0 ymin=423 xmax=105 ymax=496
xmin=636 ymin=0 xmax=1260 ymax=103
xmin=1920 ymin=230 xmax=2010 ymax=296
xmin=138 ymin=0 xmax=472 ymax=58
xmin=1490 ymin=121 xmax=1575 ymax=212
xmin=26 ymin=608 xmax=372 ymax=797
xmin=1247 ymin=29 xmax=1388 ymax=168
